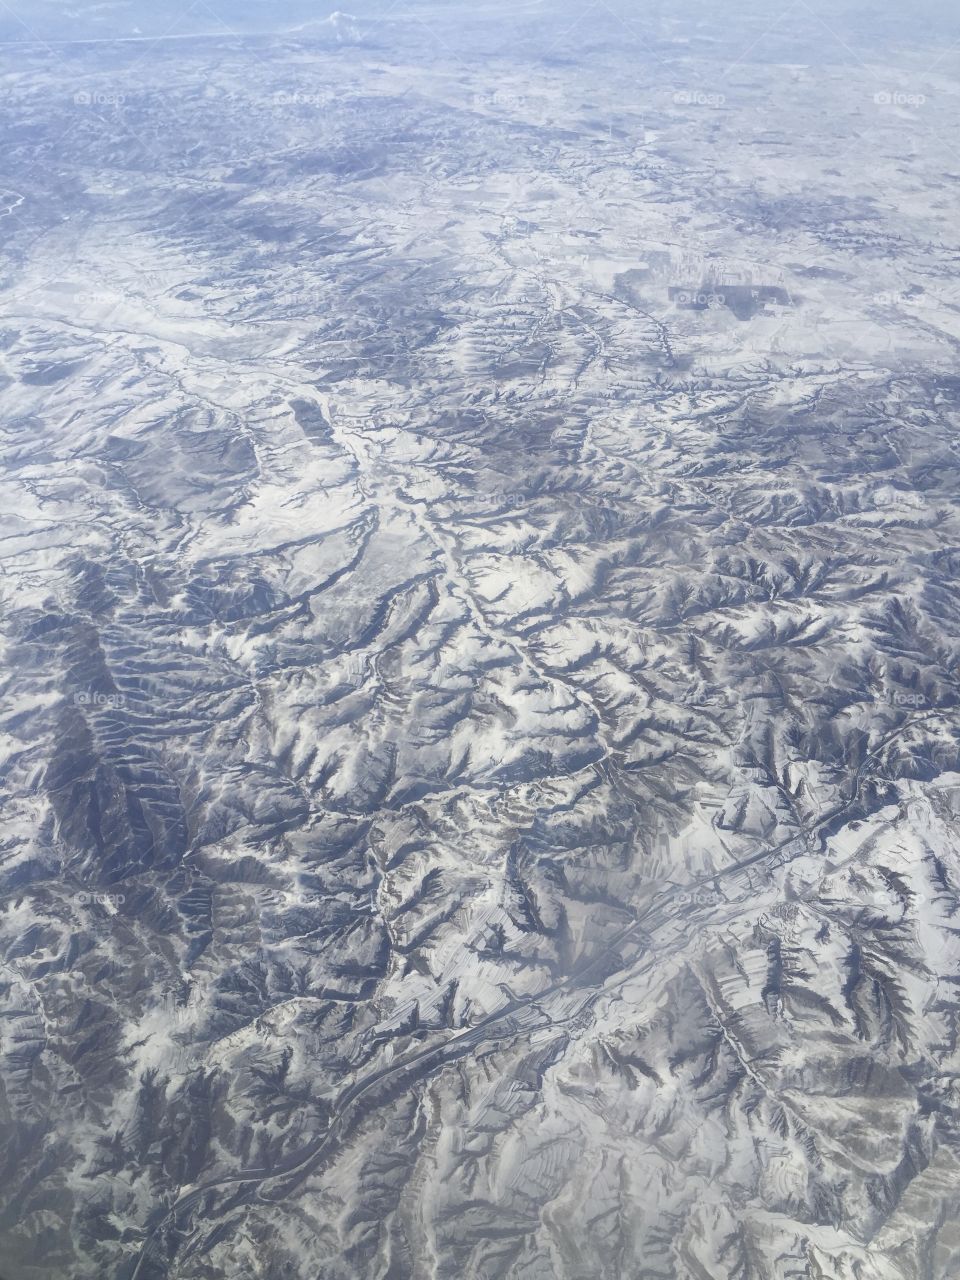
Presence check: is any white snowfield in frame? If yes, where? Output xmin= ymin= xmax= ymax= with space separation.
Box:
xmin=0 ymin=1 xmax=959 ymax=1278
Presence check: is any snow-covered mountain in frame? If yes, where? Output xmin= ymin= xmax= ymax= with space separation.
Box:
xmin=1 ymin=1 xmax=959 ymax=1277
